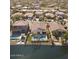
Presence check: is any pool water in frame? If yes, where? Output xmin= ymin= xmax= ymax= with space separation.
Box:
xmin=10 ymin=32 xmax=21 ymax=40
xmin=33 ymin=34 xmax=46 ymax=39
xmin=32 ymin=34 xmax=47 ymax=41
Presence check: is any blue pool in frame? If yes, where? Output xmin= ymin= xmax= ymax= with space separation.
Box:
xmin=10 ymin=32 xmax=21 ymax=40
xmin=32 ymin=34 xmax=47 ymax=41
xmin=33 ymin=34 xmax=46 ymax=39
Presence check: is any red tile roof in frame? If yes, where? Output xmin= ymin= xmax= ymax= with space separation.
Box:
xmin=13 ymin=20 xmax=29 ymax=26
xmin=12 ymin=20 xmax=66 ymax=32
xmin=29 ymin=22 xmax=66 ymax=32
xmin=49 ymin=22 xmax=66 ymax=31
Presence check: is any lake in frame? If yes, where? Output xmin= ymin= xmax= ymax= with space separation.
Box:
xmin=10 ymin=45 xmax=68 ymax=59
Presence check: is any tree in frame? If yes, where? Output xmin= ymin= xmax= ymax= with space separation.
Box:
xmin=39 ymin=16 xmax=44 ymax=21
xmin=63 ymin=31 xmax=68 ymax=40
xmin=12 ymin=15 xmax=21 ymax=22
xmin=52 ymin=29 xmax=65 ymax=40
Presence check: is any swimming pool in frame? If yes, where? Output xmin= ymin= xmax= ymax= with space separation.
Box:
xmin=32 ymin=34 xmax=47 ymax=41
xmin=10 ymin=32 xmax=21 ymax=40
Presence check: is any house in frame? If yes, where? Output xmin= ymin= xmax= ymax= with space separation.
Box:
xmin=32 ymin=0 xmax=40 ymax=9
xmin=35 ymin=11 xmax=43 ymax=18
xmin=24 ymin=13 xmax=34 ymax=20
xmin=11 ymin=12 xmax=23 ymax=18
xmin=29 ymin=22 xmax=47 ymax=42
xmin=12 ymin=20 xmax=29 ymax=34
xmin=29 ymin=21 xmax=66 ymax=33
xmin=48 ymin=22 xmax=66 ymax=31
xmin=29 ymin=21 xmax=66 ymax=42
xmin=45 ymin=12 xmax=55 ymax=19
xmin=29 ymin=22 xmax=46 ymax=33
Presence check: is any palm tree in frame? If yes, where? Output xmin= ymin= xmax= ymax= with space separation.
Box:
xmin=46 ymin=23 xmax=51 ymax=41
xmin=25 ymin=24 xmax=31 ymax=45
xmin=63 ymin=31 xmax=68 ymax=45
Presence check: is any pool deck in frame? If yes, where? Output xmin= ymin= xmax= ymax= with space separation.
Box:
xmin=10 ymin=40 xmax=63 ymax=46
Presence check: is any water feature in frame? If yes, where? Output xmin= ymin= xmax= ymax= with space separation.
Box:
xmin=10 ymin=45 xmax=68 ymax=59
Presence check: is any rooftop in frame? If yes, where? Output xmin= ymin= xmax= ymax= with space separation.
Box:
xmin=13 ymin=20 xmax=29 ymax=26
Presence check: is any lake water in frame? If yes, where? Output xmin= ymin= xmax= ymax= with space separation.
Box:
xmin=10 ymin=45 xmax=68 ymax=59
